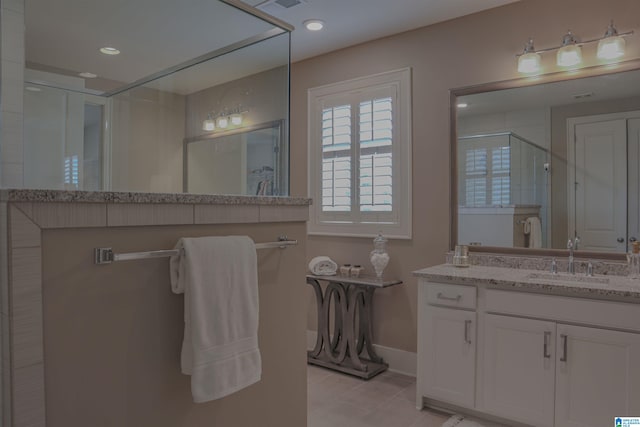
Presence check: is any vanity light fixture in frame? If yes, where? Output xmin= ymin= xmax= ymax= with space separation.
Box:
xmin=201 ymin=105 xmax=248 ymax=133
xmin=202 ymin=119 xmax=215 ymax=131
xmin=231 ymin=113 xmax=243 ymax=126
xmin=597 ymin=21 xmax=626 ymax=60
xmin=556 ymin=30 xmax=582 ymax=68
xmin=217 ymin=116 xmax=229 ymax=129
xmin=456 ymin=102 xmax=468 ymax=108
xmin=100 ymin=46 xmax=120 ymax=55
xmin=517 ymin=39 xmax=542 ymax=73
xmin=304 ymin=19 xmax=324 ymax=31
xmin=516 ymin=21 xmax=633 ymax=74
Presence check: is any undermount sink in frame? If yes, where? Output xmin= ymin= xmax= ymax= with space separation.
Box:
xmin=526 ymin=272 xmax=610 ymax=285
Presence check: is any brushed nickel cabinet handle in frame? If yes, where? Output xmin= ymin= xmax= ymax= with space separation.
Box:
xmin=543 ymin=331 xmax=551 ymax=359
xmin=560 ymin=334 xmax=568 ymax=362
xmin=464 ymin=320 xmax=472 ymax=344
xmin=437 ymin=292 xmax=462 ymax=302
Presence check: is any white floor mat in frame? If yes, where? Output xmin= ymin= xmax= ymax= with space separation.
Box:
xmin=441 ymin=415 xmax=487 ymax=427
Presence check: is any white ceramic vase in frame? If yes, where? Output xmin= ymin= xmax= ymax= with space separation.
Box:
xmin=370 ymin=233 xmax=389 ymax=279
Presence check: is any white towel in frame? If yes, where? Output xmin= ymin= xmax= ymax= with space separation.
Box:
xmin=308 ymin=256 xmax=338 ymax=275
xmin=524 ymin=216 xmax=542 ymax=249
xmin=170 ymin=236 xmax=261 ymax=403
xmin=442 ymin=415 xmax=487 ymax=427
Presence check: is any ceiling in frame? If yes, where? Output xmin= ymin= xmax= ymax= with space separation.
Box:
xmin=25 ymin=0 xmax=520 ymax=95
xmin=457 ymin=69 xmax=640 ymax=118
xmin=243 ymin=0 xmax=520 ymax=62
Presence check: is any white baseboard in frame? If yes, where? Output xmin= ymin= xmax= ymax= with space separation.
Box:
xmin=306 ymin=330 xmax=416 ymax=377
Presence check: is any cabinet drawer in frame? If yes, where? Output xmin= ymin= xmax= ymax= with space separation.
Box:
xmin=486 ymin=289 xmax=640 ymax=332
xmin=426 ymin=283 xmax=477 ymax=309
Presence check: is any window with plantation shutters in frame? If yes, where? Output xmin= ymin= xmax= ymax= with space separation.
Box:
xmin=308 ymin=69 xmax=412 ymax=238
xmin=460 ymin=145 xmax=511 ymax=207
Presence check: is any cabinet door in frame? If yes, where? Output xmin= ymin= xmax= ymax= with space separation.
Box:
xmin=483 ymin=314 xmax=555 ymax=427
xmin=555 ymin=324 xmax=640 ymax=427
xmin=421 ymin=306 xmax=476 ymax=407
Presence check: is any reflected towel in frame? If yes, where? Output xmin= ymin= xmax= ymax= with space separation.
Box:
xmin=524 ymin=217 xmax=543 ymax=249
xmin=308 ymin=256 xmax=338 ymax=275
xmin=170 ymin=236 xmax=261 ymax=403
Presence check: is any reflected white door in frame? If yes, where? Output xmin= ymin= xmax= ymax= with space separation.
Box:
xmin=573 ymin=119 xmax=627 ymax=252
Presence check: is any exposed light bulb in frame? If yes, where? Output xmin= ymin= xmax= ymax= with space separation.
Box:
xmin=217 ymin=117 xmax=229 ymax=129
xmin=202 ymin=119 xmax=215 ymax=131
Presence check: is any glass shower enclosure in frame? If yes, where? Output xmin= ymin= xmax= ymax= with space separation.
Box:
xmin=457 ymin=132 xmax=549 ymax=248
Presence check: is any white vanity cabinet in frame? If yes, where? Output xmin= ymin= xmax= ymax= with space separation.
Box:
xmin=417 ymin=283 xmax=477 ymax=408
xmin=554 ymin=324 xmax=640 ymax=427
xmin=482 ymin=315 xmax=556 ymax=427
xmin=416 ymin=271 xmax=640 ymax=427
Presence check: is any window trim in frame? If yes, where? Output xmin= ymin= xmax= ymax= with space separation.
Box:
xmin=307 ymin=68 xmax=412 ymax=239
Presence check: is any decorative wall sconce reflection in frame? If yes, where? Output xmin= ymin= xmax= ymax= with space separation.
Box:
xmin=516 ymin=21 xmax=633 ymax=74
xmin=202 ymin=105 xmax=248 ymax=132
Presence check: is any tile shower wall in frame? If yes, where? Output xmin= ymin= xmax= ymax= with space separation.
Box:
xmin=0 ymin=0 xmax=25 ymax=187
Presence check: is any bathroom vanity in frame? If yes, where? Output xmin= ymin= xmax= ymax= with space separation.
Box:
xmin=414 ymin=262 xmax=640 ymax=427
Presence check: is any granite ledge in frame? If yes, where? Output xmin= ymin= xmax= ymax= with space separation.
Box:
xmin=0 ymin=189 xmax=312 ymax=206
xmin=414 ymin=264 xmax=640 ymax=301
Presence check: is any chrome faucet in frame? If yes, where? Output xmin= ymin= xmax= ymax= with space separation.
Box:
xmin=567 ymin=237 xmax=580 ymax=274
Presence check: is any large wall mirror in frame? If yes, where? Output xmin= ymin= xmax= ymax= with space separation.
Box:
xmin=18 ymin=0 xmax=291 ymax=195
xmin=452 ymin=62 xmax=640 ymax=257
xmin=184 ymin=120 xmax=287 ymax=196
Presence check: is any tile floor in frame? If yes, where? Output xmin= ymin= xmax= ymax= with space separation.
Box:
xmin=307 ymin=365 xmax=450 ymax=427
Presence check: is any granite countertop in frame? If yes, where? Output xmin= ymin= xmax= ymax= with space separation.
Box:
xmin=414 ymin=264 xmax=640 ymax=300
xmin=0 ymin=189 xmax=312 ymax=205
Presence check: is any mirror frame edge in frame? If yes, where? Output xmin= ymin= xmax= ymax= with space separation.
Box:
xmin=449 ymin=58 xmax=640 ymax=261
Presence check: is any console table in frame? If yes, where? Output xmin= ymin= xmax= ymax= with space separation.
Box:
xmin=306 ymin=274 xmax=403 ymax=379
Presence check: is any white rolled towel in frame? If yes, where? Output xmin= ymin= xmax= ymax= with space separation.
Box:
xmin=308 ymin=256 xmax=338 ymax=276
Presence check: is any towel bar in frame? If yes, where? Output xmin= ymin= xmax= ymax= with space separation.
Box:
xmin=94 ymin=235 xmax=297 ymax=265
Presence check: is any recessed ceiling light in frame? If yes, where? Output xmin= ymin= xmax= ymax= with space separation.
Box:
xmin=457 ymin=103 xmax=468 ymax=108
xmin=79 ymin=72 xmax=97 ymax=78
xmin=100 ymin=47 xmax=120 ymax=55
xmin=25 ymin=86 xmax=42 ymax=92
xmin=304 ymin=19 xmax=324 ymax=31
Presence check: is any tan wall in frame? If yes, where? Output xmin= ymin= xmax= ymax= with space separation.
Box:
xmin=41 ymin=223 xmax=307 ymax=427
xmin=291 ymin=0 xmax=640 ymax=352
xmin=550 ymin=95 xmax=640 ymax=248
